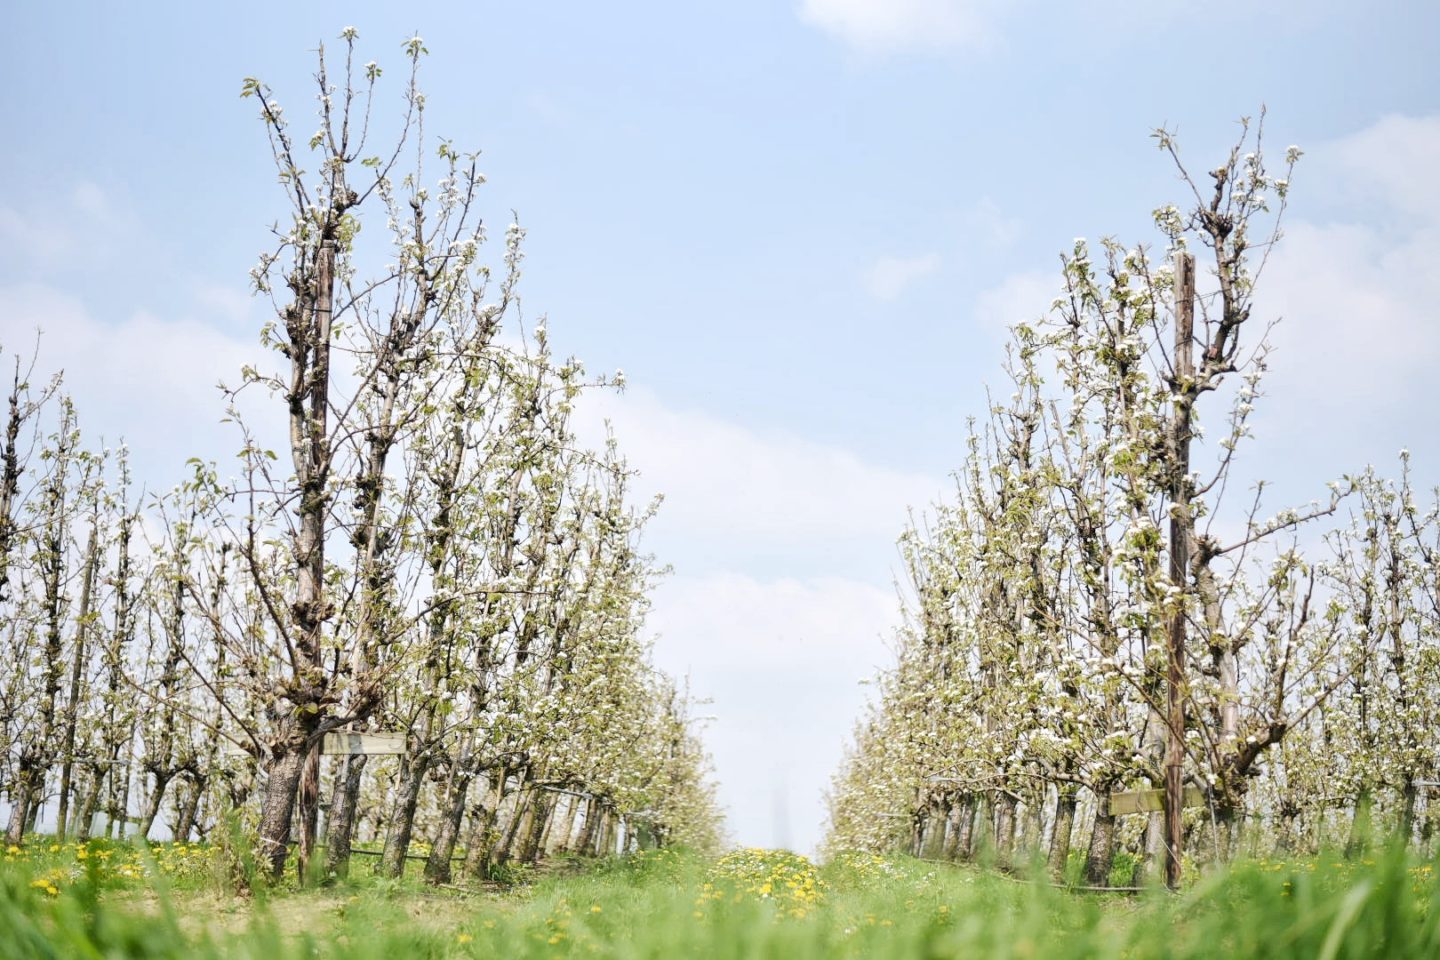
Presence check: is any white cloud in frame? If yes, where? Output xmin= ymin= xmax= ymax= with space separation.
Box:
xmin=0 ymin=283 xmax=266 ymax=479
xmin=647 ymin=572 xmax=900 ymax=853
xmin=1251 ymin=116 xmax=1440 ymax=481
xmin=578 ymin=385 xmax=941 ymax=568
xmin=863 ymin=252 xmax=942 ymax=301
xmin=1260 ymin=222 xmax=1438 ymax=399
xmin=69 ymin=181 xmax=112 ymax=221
xmin=0 ymin=180 xmax=133 ymax=275
xmin=973 ymin=267 xmax=1055 ymax=330
xmin=798 ymin=0 xmax=999 ymax=54
xmin=1247 ymin=114 xmax=1440 ymax=483
xmin=967 ymin=197 xmax=1023 ymax=250
xmin=1325 ymin=113 xmax=1440 ymax=224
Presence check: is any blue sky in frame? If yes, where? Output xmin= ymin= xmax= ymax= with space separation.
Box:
xmin=3 ymin=1 xmax=1438 ymax=853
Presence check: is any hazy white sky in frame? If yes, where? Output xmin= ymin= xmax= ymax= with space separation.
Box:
xmin=3 ymin=1 xmax=1438 ymax=853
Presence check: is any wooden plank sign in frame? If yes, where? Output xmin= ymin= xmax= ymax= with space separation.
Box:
xmin=322 ymin=732 xmax=406 ymax=755
xmin=221 ymin=731 xmax=407 ymax=758
xmin=1108 ymin=786 xmax=1206 ymax=817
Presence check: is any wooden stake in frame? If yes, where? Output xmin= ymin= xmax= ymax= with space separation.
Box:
xmin=1166 ymin=250 xmax=1196 ymax=891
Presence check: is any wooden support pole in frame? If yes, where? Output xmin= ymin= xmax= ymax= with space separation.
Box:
xmin=1165 ymin=250 xmax=1196 ymax=891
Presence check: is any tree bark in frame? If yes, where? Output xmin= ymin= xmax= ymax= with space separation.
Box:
xmin=1346 ymin=788 xmax=1374 ymax=857
xmin=921 ymin=797 xmax=948 ymax=860
xmin=56 ymin=524 xmax=100 ymax=837
xmin=295 ymin=745 xmax=321 ymax=882
xmin=550 ymin=795 xmax=579 ymax=856
xmin=518 ymin=793 xmax=555 ymax=865
xmin=1083 ymin=798 xmax=1116 ymax=887
xmin=1400 ymin=781 xmax=1417 ymax=846
xmin=1048 ymin=787 xmax=1078 ymax=882
xmin=575 ymin=797 xmax=601 ymax=860
xmin=75 ymin=768 xmax=105 ymax=841
xmin=463 ymin=772 xmax=506 ymax=879
xmin=173 ymin=777 xmax=201 ymax=843
xmin=257 ymin=746 xmax=307 ymax=879
xmin=494 ymin=783 xmax=535 ymax=864
xmin=254 ymin=224 xmax=339 ymax=883
xmin=425 ymin=744 xmax=480 ymax=883
xmin=380 ymin=752 xmax=432 ymax=878
xmin=137 ymin=772 xmax=172 ymax=839
xmin=1132 ymin=810 xmax=1164 ymax=886
xmin=951 ymin=795 xmax=976 ymax=861
xmin=5 ymin=781 xmax=32 ymax=846
xmin=994 ymin=792 xmax=1017 ymax=867
xmin=324 ymin=754 xmax=367 ymax=877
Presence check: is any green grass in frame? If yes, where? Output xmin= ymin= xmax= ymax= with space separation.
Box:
xmin=1 ymin=839 xmax=1437 ymax=958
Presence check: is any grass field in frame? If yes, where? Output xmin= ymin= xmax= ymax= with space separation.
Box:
xmin=2 ymin=839 xmax=1437 ymax=958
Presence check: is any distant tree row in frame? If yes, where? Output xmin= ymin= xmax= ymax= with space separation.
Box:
xmin=826 ymin=119 xmax=1440 ymax=886
xmin=0 ymin=31 xmax=720 ymax=884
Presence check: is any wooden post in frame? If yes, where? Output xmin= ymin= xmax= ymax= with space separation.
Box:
xmin=1165 ymin=250 xmax=1196 ymax=891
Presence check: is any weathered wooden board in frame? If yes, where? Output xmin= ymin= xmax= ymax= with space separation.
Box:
xmin=221 ymin=732 xmax=407 ymax=757
xmin=322 ymin=732 xmax=406 ymax=755
xmin=1108 ymin=786 xmax=1206 ymax=816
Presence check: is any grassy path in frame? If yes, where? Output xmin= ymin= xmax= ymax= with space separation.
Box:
xmin=2 ymin=841 xmax=1437 ymax=957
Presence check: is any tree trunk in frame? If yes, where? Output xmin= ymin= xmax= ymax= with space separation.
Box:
xmin=324 ymin=754 xmax=367 ymax=878
xmin=550 ymin=795 xmax=579 ymax=856
xmin=994 ymin=792 xmax=1017 ymax=867
xmin=518 ymin=793 xmax=555 ymax=864
xmin=1132 ymin=810 xmax=1164 ymax=886
xmin=111 ymin=749 xmax=134 ymax=840
xmin=1346 ymin=788 xmax=1374 ymax=857
xmin=495 ymin=784 xmax=534 ymax=864
xmin=295 ymin=745 xmax=321 ymax=882
xmin=1022 ymin=794 xmax=1044 ymax=858
xmin=380 ymin=752 xmax=432 ymax=878
xmin=1400 ymin=781 xmax=1417 ymax=846
xmin=1214 ymin=802 xmax=1241 ymax=861
xmin=1048 ymin=787 xmax=1078 ymax=882
xmin=138 ymin=773 xmax=172 ymax=840
xmin=257 ymin=745 xmax=308 ymax=880
xmin=173 ymin=777 xmax=201 ymax=843
xmin=55 ymin=525 xmax=100 ymax=838
xmin=921 ymin=797 xmax=948 ymax=860
xmin=597 ymin=809 xmax=618 ymax=856
xmin=260 ymin=229 xmax=337 ymax=883
xmin=969 ymin=792 xmax=991 ymax=860
xmin=75 ymin=767 xmax=105 ymax=841
xmin=1083 ymin=797 xmax=1115 ymax=887
xmin=575 ymin=797 xmax=600 ymax=859
xmin=539 ymin=797 xmax=566 ymax=854
xmin=424 ymin=763 xmax=477 ymax=883
xmin=463 ymin=773 xmax=505 ymax=879
xmin=950 ymin=795 xmax=976 ymax=861
xmin=4 ymin=777 xmax=33 ymax=846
